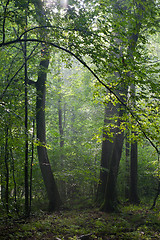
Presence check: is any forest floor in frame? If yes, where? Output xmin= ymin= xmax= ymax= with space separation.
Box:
xmin=0 ymin=204 xmax=160 ymax=240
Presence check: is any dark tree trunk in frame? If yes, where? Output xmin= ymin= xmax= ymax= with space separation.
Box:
xmin=10 ymin=148 xmax=17 ymax=208
xmin=36 ymin=58 xmax=61 ymax=211
xmin=130 ymin=139 xmax=139 ymax=203
xmin=101 ymin=113 xmax=125 ymax=212
xmin=151 ymin=179 xmax=160 ymax=209
xmin=125 ymin=128 xmax=130 ymax=200
xmin=1 ymin=146 xmax=5 ymax=205
xmin=29 ymin=119 xmax=35 ymax=212
xmin=24 ymin=18 xmax=29 ymax=217
xmin=4 ymin=127 xmax=9 ymax=214
xmin=96 ymin=102 xmax=117 ymax=205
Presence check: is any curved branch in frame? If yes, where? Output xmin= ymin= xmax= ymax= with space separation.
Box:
xmin=18 ymin=25 xmax=109 ymax=41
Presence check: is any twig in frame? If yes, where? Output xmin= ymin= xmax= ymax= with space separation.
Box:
xmin=78 ymin=233 xmax=92 ymax=239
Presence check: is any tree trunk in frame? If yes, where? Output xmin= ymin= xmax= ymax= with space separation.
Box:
xmin=130 ymin=138 xmax=139 ymax=203
xmin=151 ymin=179 xmax=160 ymax=209
xmin=101 ymin=109 xmax=125 ymax=212
xmin=29 ymin=119 xmax=35 ymax=212
xmin=36 ymin=58 xmax=61 ymax=211
xmin=58 ymin=89 xmax=64 ymax=150
xmin=129 ymin=84 xmax=139 ymax=204
xmin=24 ymin=13 xmax=29 ymax=216
xmin=58 ymin=75 xmax=66 ymax=200
xmin=4 ymin=126 xmax=9 ymax=214
xmin=96 ymin=102 xmax=117 ymax=205
xmin=10 ymin=148 xmax=17 ymax=210
xmin=125 ymin=128 xmax=130 ymax=200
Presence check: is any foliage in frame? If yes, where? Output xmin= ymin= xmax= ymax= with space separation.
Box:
xmin=45 ymin=54 xmax=103 ymax=202
xmin=117 ymin=140 xmax=159 ymax=201
xmin=0 ymin=0 xmax=160 ymax=216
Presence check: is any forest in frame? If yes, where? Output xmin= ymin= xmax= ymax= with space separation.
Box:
xmin=0 ymin=0 xmax=160 ymax=239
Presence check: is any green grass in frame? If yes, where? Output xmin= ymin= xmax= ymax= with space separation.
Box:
xmin=0 ymin=205 xmax=160 ymax=239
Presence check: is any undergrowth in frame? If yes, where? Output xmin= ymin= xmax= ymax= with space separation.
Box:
xmin=0 ymin=204 xmax=160 ymax=239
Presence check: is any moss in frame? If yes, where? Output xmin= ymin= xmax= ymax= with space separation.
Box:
xmin=0 ymin=205 xmax=160 ymax=239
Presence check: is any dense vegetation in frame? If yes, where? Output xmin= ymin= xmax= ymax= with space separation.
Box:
xmin=0 ymin=0 xmax=160 ymax=238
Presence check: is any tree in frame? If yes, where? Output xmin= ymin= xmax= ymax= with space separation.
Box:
xmin=98 ymin=0 xmax=148 ymax=212
xmin=30 ymin=0 xmax=62 ymax=211
xmin=101 ymin=100 xmax=127 ymax=212
xmin=96 ymin=100 xmax=117 ymax=205
xmin=36 ymin=54 xmax=61 ymax=211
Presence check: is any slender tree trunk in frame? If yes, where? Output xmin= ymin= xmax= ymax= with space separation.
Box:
xmin=1 ymin=146 xmax=5 ymax=205
xmin=125 ymin=128 xmax=130 ymax=200
xmin=10 ymin=148 xmax=17 ymax=210
xmin=36 ymin=57 xmax=61 ymax=211
xmin=58 ymin=87 xmax=64 ymax=150
xmin=151 ymin=154 xmax=160 ymax=209
xmin=130 ymin=137 xmax=139 ymax=203
xmin=1 ymin=173 xmax=5 ymax=204
xmin=130 ymin=84 xmax=139 ymax=204
xmin=4 ymin=127 xmax=9 ymax=214
xmin=24 ymin=14 xmax=29 ymax=216
xmin=29 ymin=119 xmax=35 ymax=212
xmin=151 ymin=180 xmax=160 ymax=209
xmin=58 ymin=76 xmax=66 ymax=200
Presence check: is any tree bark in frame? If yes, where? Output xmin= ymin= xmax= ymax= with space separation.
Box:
xmin=29 ymin=119 xmax=35 ymax=212
xmin=24 ymin=11 xmax=29 ymax=216
xmin=4 ymin=126 xmax=9 ymax=214
xmin=57 ymin=75 xmax=66 ymax=200
xmin=10 ymin=148 xmax=17 ymax=210
xmin=130 ymin=137 xmax=139 ymax=203
xmin=129 ymin=84 xmax=140 ymax=204
xmin=151 ymin=180 xmax=160 ymax=209
xmin=36 ymin=57 xmax=61 ymax=211
xmin=125 ymin=129 xmax=130 ymax=200
xmin=96 ymin=102 xmax=116 ymax=205
xmin=101 ymin=105 xmax=126 ymax=212
xmin=58 ymin=81 xmax=64 ymax=150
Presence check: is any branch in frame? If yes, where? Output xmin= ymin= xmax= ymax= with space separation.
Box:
xmin=0 ymin=63 xmax=24 ymax=100
xmin=28 ymin=79 xmax=36 ymax=86
xmin=2 ymin=0 xmax=10 ymax=43
xmin=18 ymin=25 xmax=105 ymax=40
xmin=0 ymin=42 xmax=40 ymax=99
